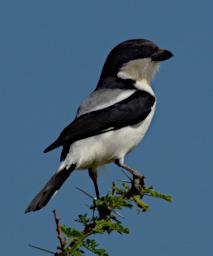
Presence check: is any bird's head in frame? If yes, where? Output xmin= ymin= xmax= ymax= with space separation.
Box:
xmin=98 ymin=39 xmax=173 ymax=85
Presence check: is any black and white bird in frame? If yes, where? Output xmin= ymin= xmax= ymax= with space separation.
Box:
xmin=25 ymin=39 xmax=173 ymax=213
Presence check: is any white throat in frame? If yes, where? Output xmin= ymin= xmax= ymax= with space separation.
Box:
xmin=117 ymin=58 xmax=160 ymax=84
xmin=134 ymin=79 xmax=155 ymax=95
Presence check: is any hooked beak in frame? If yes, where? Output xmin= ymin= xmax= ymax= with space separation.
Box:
xmin=151 ymin=49 xmax=173 ymax=61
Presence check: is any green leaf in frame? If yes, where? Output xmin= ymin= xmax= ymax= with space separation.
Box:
xmin=132 ymin=195 xmax=149 ymax=211
xmin=94 ymin=219 xmax=129 ymax=234
xmin=83 ymin=239 xmax=109 ymax=256
xmin=75 ymin=214 xmax=90 ymax=225
xmin=61 ymin=226 xmax=83 ymax=238
xmin=141 ymin=187 xmax=173 ymax=202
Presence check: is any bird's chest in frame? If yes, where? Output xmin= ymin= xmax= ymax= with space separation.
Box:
xmin=67 ymin=102 xmax=156 ymax=169
xmin=112 ymin=102 xmax=156 ymax=153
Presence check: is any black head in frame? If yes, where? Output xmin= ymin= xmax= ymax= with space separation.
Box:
xmin=98 ymin=39 xmax=173 ymax=84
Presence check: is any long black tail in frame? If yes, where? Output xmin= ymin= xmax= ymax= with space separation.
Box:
xmin=25 ymin=164 xmax=76 ymax=213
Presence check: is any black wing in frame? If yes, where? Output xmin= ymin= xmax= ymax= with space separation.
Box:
xmin=43 ymin=90 xmax=155 ymax=160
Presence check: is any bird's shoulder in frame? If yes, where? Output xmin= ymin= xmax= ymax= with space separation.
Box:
xmin=77 ymin=87 xmax=136 ymax=117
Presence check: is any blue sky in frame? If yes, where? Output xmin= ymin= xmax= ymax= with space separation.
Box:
xmin=0 ymin=1 xmax=212 ymax=255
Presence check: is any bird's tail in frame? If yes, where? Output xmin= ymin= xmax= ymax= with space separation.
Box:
xmin=25 ymin=164 xmax=76 ymax=213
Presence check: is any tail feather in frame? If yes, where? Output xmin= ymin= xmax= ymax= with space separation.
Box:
xmin=25 ymin=164 xmax=76 ymax=213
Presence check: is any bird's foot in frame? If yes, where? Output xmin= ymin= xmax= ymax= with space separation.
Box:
xmin=114 ymin=159 xmax=145 ymax=194
xmin=115 ymin=159 xmax=144 ymax=180
xmin=124 ymin=174 xmax=145 ymax=199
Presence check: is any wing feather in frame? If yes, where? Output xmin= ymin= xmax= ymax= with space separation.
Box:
xmin=43 ymin=90 xmax=155 ymax=159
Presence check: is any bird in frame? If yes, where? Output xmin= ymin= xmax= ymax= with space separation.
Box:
xmin=25 ymin=39 xmax=173 ymax=213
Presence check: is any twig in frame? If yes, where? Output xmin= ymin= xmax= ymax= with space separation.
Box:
xmin=53 ymin=209 xmax=66 ymax=255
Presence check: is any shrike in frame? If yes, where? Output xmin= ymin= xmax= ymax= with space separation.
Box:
xmin=25 ymin=39 xmax=173 ymax=213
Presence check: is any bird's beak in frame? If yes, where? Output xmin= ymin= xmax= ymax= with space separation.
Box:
xmin=151 ymin=49 xmax=173 ymax=61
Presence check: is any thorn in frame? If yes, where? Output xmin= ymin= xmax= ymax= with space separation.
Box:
xmin=29 ymin=244 xmax=55 ymax=254
xmin=75 ymin=186 xmax=95 ymax=199
xmin=117 ymin=179 xmax=131 ymax=184
xmin=119 ymin=168 xmax=132 ymax=181
xmin=113 ymin=210 xmax=125 ymax=219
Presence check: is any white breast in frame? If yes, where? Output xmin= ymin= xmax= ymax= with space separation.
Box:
xmin=61 ymin=102 xmax=156 ymax=170
xmin=58 ymin=79 xmax=156 ymax=171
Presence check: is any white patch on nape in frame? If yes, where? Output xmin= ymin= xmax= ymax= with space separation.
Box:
xmin=117 ymin=58 xmax=160 ymax=83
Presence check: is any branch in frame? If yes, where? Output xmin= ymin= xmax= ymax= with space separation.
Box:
xmin=29 ymin=179 xmax=172 ymax=256
xmin=53 ymin=209 xmax=66 ymax=255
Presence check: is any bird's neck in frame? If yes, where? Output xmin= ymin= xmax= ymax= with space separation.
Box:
xmin=134 ymin=79 xmax=155 ymax=96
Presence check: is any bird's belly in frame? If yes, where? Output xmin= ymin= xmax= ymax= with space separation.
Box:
xmin=64 ymin=106 xmax=155 ymax=170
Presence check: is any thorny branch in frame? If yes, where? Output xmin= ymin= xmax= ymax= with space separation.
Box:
xmin=29 ymin=177 xmax=172 ymax=256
